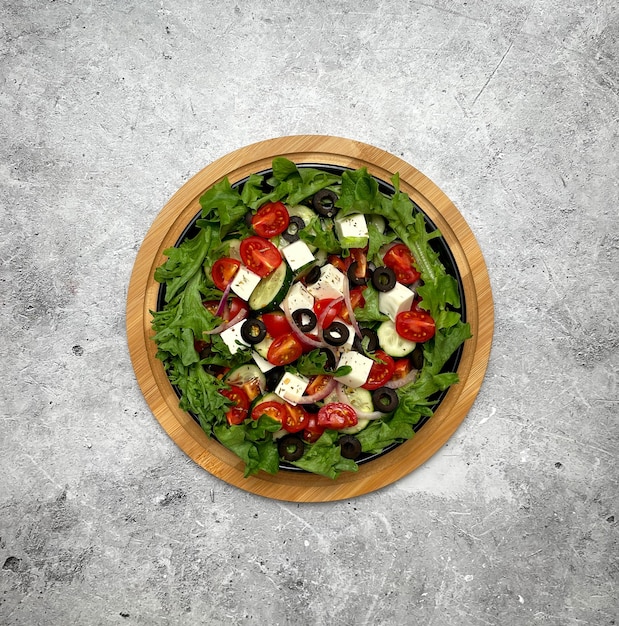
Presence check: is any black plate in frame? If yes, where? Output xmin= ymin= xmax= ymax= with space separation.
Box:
xmin=156 ymin=164 xmax=465 ymax=469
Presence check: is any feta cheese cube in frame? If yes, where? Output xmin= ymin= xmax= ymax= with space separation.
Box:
xmin=252 ymin=350 xmax=276 ymax=373
xmin=219 ymin=320 xmax=250 ymax=355
xmin=334 ymin=351 xmax=374 ymax=388
xmin=282 ymin=240 xmax=315 ymax=271
xmin=334 ymin=213 xmax=369 ymax=248
xmin=306 ymin=264 xmax=346 ymax=300
xmin=230 ymin=265 xmax=261 ymax=301
xmin=285 ymin=282 xmax=314 ymax=313
xmin=379 ymin=283 xmax=416 ymax=321
xmin=275 ymin=372 xmax=310 ymax=405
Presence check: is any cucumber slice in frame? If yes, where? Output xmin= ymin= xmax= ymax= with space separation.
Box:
xmin=377 ymin=320 xmax=416 ymax=357
xmin=248 ymin=262 xmax=292 ymax=312
xmin=287 ymin=204 xmax=317 ymax=226
xmin=340 ymin=387 xmax=373 ymax=434
xmin=254 ymin=336 xmax=274 ymax=359
xmin=226 ymin=239 xmax=242 ymax=261
xmin=224 ymin=364 xmax=266 ymax=401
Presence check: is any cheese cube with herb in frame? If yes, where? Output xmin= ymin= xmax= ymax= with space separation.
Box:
xmin=334 ymin=213 xmax=369 ymax=248
xmin=282 ymin=239 xmax=315 ymax=271
xmin=252 ymin=350 xmax=277 ymax=373
xmin=378 ymin=282 xmax=416 ymax=321
xmin=306 ymin=263 xmax=346 ymax=300
xmin=219 ymin=320 xmax=250 ymax=355
xmin=334 ymin=351 xmax=374 ymax=388
xmin=230 ymin=265 xmax=262 ymax=301
xmin=285 ymin=281 xmax=314 ymax=313
xmin=275 ymin=372 xmax=309 ymax=405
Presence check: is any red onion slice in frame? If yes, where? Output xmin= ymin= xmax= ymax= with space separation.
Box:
xmin=215 ymin=283 xmax=232 ymax=318
xmin=335 ymin=383 xmax=384 ymax=420
xmin=282 ymin=299 xmax=325 ymax=349
xmin=342 ymin=280 xmax=362 ymax=338
xmin=384 ymin=367 xmax=419 ymax=389
xmin=203 ymin=306 xmax=248 ymax=335
xmin=292 ymin=376 xmax=337 ymax=405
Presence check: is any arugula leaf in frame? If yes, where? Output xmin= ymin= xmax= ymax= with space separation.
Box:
xmin=353 ymin=283 xmax=388 ymax=323
xmin=299 ymin=217 xmax=342 ymax=254
xmin=291 ymin=430 xmax=358 ymax=479
xmin=296 ymin=349 xmax=351 ymax=377
xmin=367 ymin=222 xmax=396 ymax=265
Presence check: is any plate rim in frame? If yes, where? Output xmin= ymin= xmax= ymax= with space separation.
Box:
xmin=126 ymin=134 xmax=494 ymax=502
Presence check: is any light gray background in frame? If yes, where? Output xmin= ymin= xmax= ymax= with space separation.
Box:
xmin=1 ymin=1 xmax=617 ymax=625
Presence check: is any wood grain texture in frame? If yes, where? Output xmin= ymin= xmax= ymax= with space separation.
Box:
xmin=126 ymin=135 xmax=494 ymax=502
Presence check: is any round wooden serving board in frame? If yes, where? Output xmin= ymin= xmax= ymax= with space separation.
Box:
xmin=126 ymin=135 xmax=494 ymax=502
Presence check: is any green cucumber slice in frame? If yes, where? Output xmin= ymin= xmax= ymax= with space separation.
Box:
xmin=248 ymin=262 xmax=292 ymax=312
xmin=376 ymin=320 xmax=416 ymax=357
xmin=224 ymin=364 xmax=266 ymax=401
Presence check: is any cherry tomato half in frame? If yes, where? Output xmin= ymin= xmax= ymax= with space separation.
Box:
xmin=262 ymin=310 xmax=293 ymax=337
xmin=219 ymin=385 xmax=250 ymax=425
xmin=314 ymin=298 xmax=339 ymax=328
xmin=267 ymin=334 xmax=304 ymax=366
xmin=392 ymin=357 xmax=413 ymax=380
xmin=362 ymin=350 xmax=396 ymax=390
xmin=211 ymin=257 xmax=240 ymax=291
xmin=317 ymin=402 xmax=358 ymax=430
xmin=240 ymin=236 xmax=282 ymax=277
xmin=395 ymin=309 xmax=436 ymax=343
xmin=251 ymin=400 xmax=286 ymax=423
xmin=338 ymin=286 xmax=366 ymax=323
xmin=282 ymin=403 xmax=309 ymax=433
xmin=203 ymin=297 xmax=248 ymax=321
xmin=328 ymin=254 xmax=351 ymax=274
xmin=383 ymin=243 xmax=420 ymax=285
xmin=303 ymin=414 xmax=326 ymax=443
xmin=305 ymin=374 xmax=333 ymax=397
xmin=251 ymin=201 xmax=290 ymax=238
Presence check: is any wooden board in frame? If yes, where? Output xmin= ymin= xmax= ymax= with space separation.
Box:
xmin=126 ymin=135 xmax=494 ymax=502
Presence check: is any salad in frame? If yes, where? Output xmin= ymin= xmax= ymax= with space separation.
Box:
xmin=151 ymin=158 xmax=471 ymax=479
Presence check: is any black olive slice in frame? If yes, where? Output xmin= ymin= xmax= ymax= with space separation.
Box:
xmin=304 ymin=264 xmax=321 ymax=285
xmin=240 ymin=318 xmax=267 ymax=344
xmin=292 ymin=308 xmax=317 ymax=332
xmin=353 ymin=328 xmax=379 ymax=353
xmin=278 ymin=434 xmax=305 ymax=462
xmin=245 ymin=211 xmax=254 ymax=228
xmin=312 ymin=189 xmax=339 ymax=218
xmin=265 ymin=366 xmax=285 ymax=391
xmin=411 ymin=343 xmax=425 ymax=370
xmin=323 ymin=321 xmax=350 ymax=347
xmin=372 ymin=387 xmax=399 ymax=413
xmin=371 ymin=266 xmax=397 ymax=292
xmin=347 ymin=261 xmax=368 ymax=286
xmin=281 ymin=215 xmax=305 ymax=243
xmin=338 ymin=435 xmax=362 ymax=459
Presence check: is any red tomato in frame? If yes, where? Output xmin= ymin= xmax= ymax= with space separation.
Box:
xmin=314 ymin=298 xmax=339 ymax=328
xmin=328 ymin=254 xmax=351 ymax=274
xmin=240 ymin=236 xmax=282 ymax=277
xmin=219 ymin=385 xmax=250 ymax=425
xmin=350 ymin=247 xmax=368 ymax=279
xmin=267 ymin=334 xmax=304 ymax=366
xmin=362 ymin=350 xmax=396 ymax=390
xmin=251 ymin=400 xmax=286 ymax=423
xmin=251 ymin=202 xmax=290 ymax=238
xmin=392 ymin=358 xmax=413 ymax=380
xmin=383 ymin=244 xmax=421 ymax=284
xmin=203 ymin=297 xmax=248 ymax=321
xmin=211 ymin=258 xmax=240 ymax=290
xmin=262 ymin=311 xmax=293 ymax=337
xmin=305 ymin=375 xmax=332 ymax=397
xmin=282 ymin=403 xmax=309 ymax=433
xmin=303 ymin=414 xmax=326 ymax=442
xmin=338 ymin=286 xmax=366 ymax=323
xmin=395 ymin=310 xmax=436 ymax=342
xmin=317 ymin=403 xmax=358 ymax=430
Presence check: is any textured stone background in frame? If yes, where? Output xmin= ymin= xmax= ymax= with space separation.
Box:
xmin=1 ymin=1 xmax=617 ymax=624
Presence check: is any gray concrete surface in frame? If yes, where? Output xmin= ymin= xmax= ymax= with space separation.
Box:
xmin=1 ymin=1 xmax=617 ymax=624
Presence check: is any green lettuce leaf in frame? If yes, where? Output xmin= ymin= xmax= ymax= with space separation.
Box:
xmin=291 ymin=430 xmax=358 ymax=479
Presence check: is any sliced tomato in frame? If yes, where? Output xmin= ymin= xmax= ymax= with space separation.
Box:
xmin=282 ymin=403 xmax=309 ymax=433
xmin=251 ymin=400 xmax=286 ymax=423
xmin=392 ymin=357 xmax=413 ymax=380
xmin=267 ymin=334 xmax=303 ymax=366
xmin=362 ymin=350 xmax=396 ymax=390
xmin=219 ymin=385 xmax=250 ymax=425
xmin=240 ymin=236 xmax=282 ymax=277
xmin=338 ymin=286 xmax=366 ymax=323
xmin=328 ymin=254 xmax=351 ymax=274
xmin=350 ymin=247 xmax=368 ymax=280
xmin=305 ymin=374 xmax=333 ymax=397
xmin=303 ymin=414 xmax=326 ymax=443
xmin=314 ymin=298 xmax=339 ymax=328
xmin=203 ymin=297 xmax=248 ymax=321
xmin=262 ymin=310 xmax=293 ymax=337
xmin=317 ymin=403 xmax=358 ymax=430
xmin=251 ymin=201 xmax=290 ymax=238
xmin=396 ymin=309 xmax=436 ymax=342
xmin=383 ymin=243 xmax=421 ymax=285
xmin=211 ymin=257 xmax=240 ymax=291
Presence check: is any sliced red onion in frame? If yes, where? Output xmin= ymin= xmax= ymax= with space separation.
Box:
xmin=203 ymin=306 xmax=247 ymax=335
xmin=281 ymin=299 xmax=325 ymax=349
xmin=335 ymin=383 xmax=384 ymax=420
xmin=384 ymin=368 xmax=419 ymax=389
xmin=215 ymin=283 xmax=232 ymax=318
xmin=342 ymin=279 xmax=362 ymax=338
xmin=292 ymin=376 xmax=337 ymax=405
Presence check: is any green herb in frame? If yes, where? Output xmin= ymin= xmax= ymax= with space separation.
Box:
xmin=296 ymin=349 xmax=352 ymax=377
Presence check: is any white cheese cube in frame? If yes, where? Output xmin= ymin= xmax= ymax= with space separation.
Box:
xmin=219 ymin=320 xmax=250 ymax=355
xmin=230 ymin=265 xmax=262 ymax=301
xmin=282 ymin=240 xmax=315 ymax=271
xmin=306 ymin=263 xmax=346 ymax=300
xmin=379 ymin=283 xmax=416 ymax=321
xmin=252 ymin=350 xmax=276 ymax=373
xmin=275 ymin=372 xmax=310 ymax=405
xmin=334 ymin=351 xmax=374 ymax=388
xmin=334 ymin=213 xmax=369 ymax=248
xmin=285 ymin=281 xmax=315 ymax=313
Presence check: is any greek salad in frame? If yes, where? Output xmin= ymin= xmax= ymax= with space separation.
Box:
xmin=151 ymin=158 xmax=471 ymax=479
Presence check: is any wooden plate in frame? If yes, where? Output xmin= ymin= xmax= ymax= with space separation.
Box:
xmin=126 ymin=135 xmax=493 ymax=502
